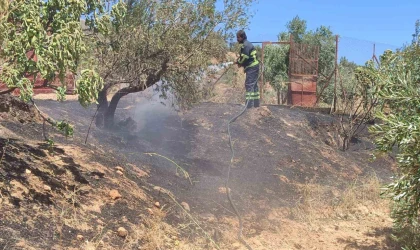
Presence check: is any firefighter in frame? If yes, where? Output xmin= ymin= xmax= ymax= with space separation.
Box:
xmin=235 ymin=30 xmax=260 ymax=108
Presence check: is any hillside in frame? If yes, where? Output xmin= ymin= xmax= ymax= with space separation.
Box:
xmin=0 ymin=93 xmax=400 ymax=249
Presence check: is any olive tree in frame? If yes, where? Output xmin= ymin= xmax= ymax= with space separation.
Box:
xmin=0 ymin=0 xmax=122 ymax=137
xmin=369 ymin=45 xmax=420 ymax=248
xmin=263 ymin=44 xmax=289 ymax=104
xmin=90 ymin=0 xmax=255 ymax=128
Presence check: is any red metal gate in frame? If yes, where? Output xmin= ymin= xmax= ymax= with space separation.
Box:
xmin=288 ymin=39 xmax=319 ymax=107
xmin=259 ymin=36 xmax=319 ymax=107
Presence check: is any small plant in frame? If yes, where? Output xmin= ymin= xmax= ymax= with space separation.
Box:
xmin=46 ymin=138 xmax=55 ymax=154
xmin=335 ymin=59 xmax=381 ymax=151
xmin=55 ymin=120 xmax=74 ymax=138
xmin=389 ymin=201 xmax=420 ymax=250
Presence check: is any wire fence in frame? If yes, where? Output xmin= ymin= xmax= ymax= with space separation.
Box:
xmin=260 ymin=35 xmax=401 ymax=108
xmin=338 ymin=36 xmax=399 ymax=65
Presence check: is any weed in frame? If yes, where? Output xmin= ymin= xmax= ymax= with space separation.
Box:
xmin=144 ymin=153 xmax=192 ymax=185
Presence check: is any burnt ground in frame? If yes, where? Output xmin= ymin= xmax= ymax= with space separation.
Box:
xmin=0 ymin=93 xmax=399 ymax=249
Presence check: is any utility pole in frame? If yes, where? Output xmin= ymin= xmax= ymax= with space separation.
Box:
xmin=333 ymin=35 xmax=338 ymax=113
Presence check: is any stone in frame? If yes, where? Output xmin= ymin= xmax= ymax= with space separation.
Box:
xmin=115 ymin=166 xmax=124 ymax=172
xmin=25 ymin=169 xmax=31 ymax=174
xmin=76 ymin=234 xmax=84 ymax=241
xmin=44 ymin=185 xmax=52 ymax=192
xmin=116 ymin=170 xmax=124 ymax=176
xmin=109 ymin=190 xmax=122 ymax=200
xmin=117 ymin=227 xmax=128 ymax=237
xmin=154 ymin=202 xmax=160 ymax=208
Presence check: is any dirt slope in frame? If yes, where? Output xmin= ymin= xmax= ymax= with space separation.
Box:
xmin=0 ymin=93 xmax=400 ymax=249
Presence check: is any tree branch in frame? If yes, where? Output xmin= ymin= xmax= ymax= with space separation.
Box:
xmin=180 ymin=23 xmax=221 ymax=65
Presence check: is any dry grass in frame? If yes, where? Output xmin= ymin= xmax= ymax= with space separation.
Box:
xmin=77 ymin=208 xmax=209 ymax=250
xmin=290 ymin=174 xmax=385 ymax=224
xmin=56 ymin=185 xmax=93 ymax=231
xmin=0 ymin=127 xmax=187 ymax=249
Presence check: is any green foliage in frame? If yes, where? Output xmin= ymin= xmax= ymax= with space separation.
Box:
xmin=368 ymin=45 xmax=420 ymax=248
xmin=16 ymin=78 xmax=34 ymax=102
xmin=337 ymin=57 xmax=358 ymax=101
xmin=55 ymin=120 xmax=74 ymax=138
xmin=91 ymin=0 xmax=255 ymax=112
xmin=278 ymin=16 xmax=306 ymax=43
xmin=263 ymin=45 xmax=289 ymax=90
xmin=75 ymin=69 xmax=104 ymax=108
xmin=390 ymin=200 xmax=420 ymax=250
xmin=263 ymin=44 xmax=289 ymax=103
xmin=46 ymin=138 xmax=55 ymax=154
xmin=56 ymin=86 xmax=67 ymax=101
xmin=0 ymin=0 xmax=106 ymax=106
xmin=305 ymin=26 xmax=336 ymax=103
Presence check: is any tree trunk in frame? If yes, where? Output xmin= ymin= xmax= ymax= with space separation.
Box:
xmin=282 ymin=90 xmax=287 ymax=104
xmin=95 ymin=89 xmax=109 ymax=128
xmin=277 ymin=90 xmax=280 ymax=105
xmin=342 ymin=136 xmax=350 ymax=151
xmin=104 ymin=89 xmax=128 ymax=129
xmin=95 ymin=64 xmax=167 ymax=129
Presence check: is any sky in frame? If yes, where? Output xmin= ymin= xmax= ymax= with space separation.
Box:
xmin=236 ymin=0 xmax=419 ymax=64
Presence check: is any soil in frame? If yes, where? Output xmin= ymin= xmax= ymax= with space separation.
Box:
xmin=0 ymin=93 xmax=401 ymax=249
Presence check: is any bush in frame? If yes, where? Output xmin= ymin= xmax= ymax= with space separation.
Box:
xmin=370 ymin=45 xmax=420 ymax=249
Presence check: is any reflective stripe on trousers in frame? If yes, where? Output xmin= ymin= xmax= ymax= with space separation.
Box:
xmin=244 ymin=65 xmax=260 ymax=108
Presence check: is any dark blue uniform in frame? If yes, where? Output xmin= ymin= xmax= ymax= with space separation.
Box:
xmin=237 ymin=39 xmax=260 ymax=108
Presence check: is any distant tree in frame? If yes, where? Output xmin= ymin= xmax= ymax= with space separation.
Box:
xmin=275 ymin=16 xmax=336 ymax=104
xmin=278 ymin=16 xmax=307 ymax=43
xmin=263 ymin=44 xmax=289 ymax=104
xmin=337 ymin=56 xmax=358 ymax=101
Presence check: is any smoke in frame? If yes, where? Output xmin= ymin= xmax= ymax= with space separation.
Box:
xmin=127 ymin=63 xmax=230 ymax=132
xmin=128 ymin=82 xmax=178 ymax=133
